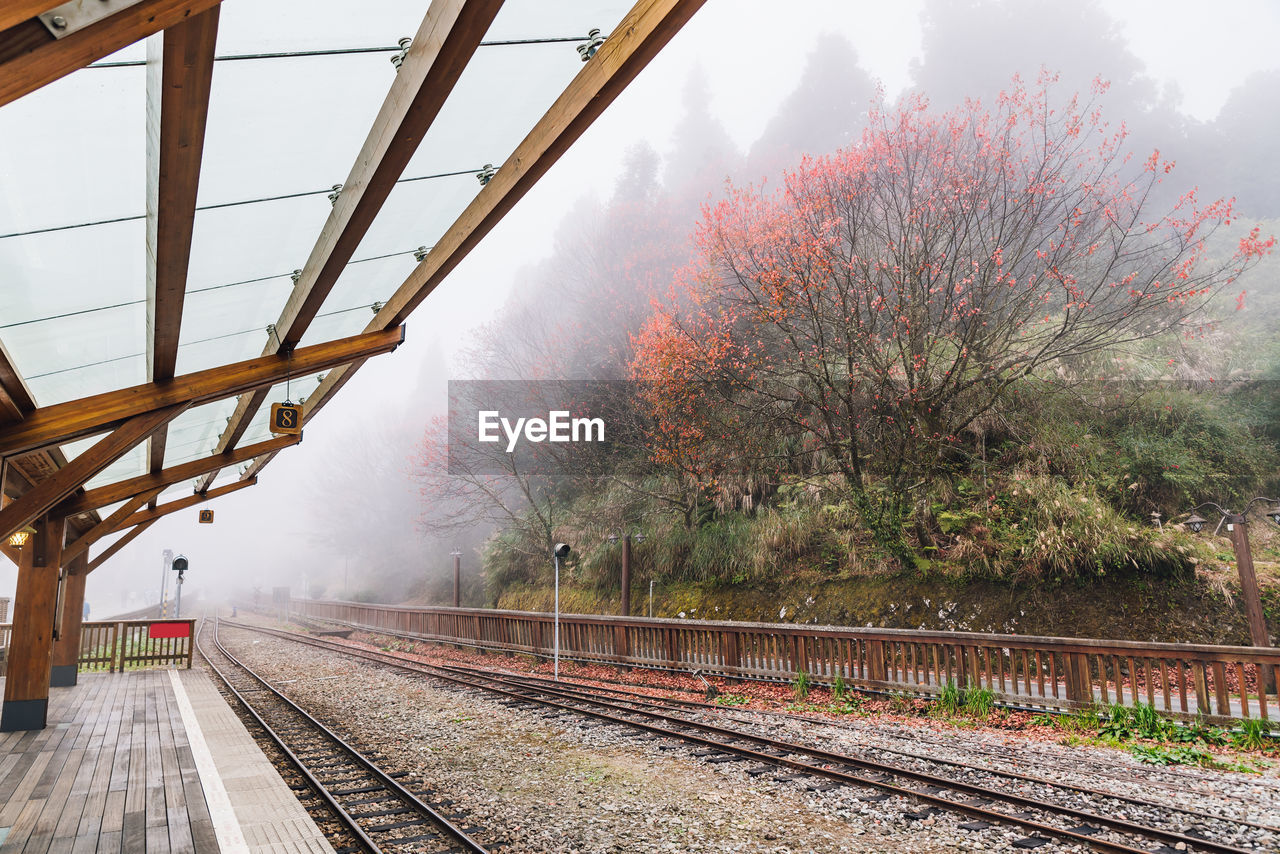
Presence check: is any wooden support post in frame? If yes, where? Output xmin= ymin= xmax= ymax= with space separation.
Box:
xmin=50 ymin=554 xmax=88 ymax=686
xmin=1 ymin=515 xmax=63 ymax=731
xmin=867 ymin=640 xmax=887 ymax=683
xmin=1065 ymin=652 xmax=1093 ymax=705
xmin=1231 ymin=518 xmax=1271 ymax=648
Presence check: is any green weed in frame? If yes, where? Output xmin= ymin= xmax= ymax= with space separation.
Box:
xmin=1233 ymin=718 xmax=1273 ymax=751
xmin=714 ymin=693 xmax=750 ymax=707
xmin=832 ymin=673 xmax=848 ymax=701
xmin=937 ymin=680 xmax=962 ymax=716
xmin=962 ymin=687 xmax=995 ymax=718
xmin=792 ymin=670 xmax=811 ymax=701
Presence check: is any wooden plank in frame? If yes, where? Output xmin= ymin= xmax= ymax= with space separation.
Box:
xmin=103 ymin=478 xmax=255 ymax=533
xmin=61 ymin=490 xmax=163 ymax=565
xmin=253 ymin=0 xmax=708 ymax=481
xmin=0 ymin=405 xmax=182 ymax=543
xmin=194 ymin=0 xmax=502 ymax=488
xmin=0 ymin=0 xmax=223 ymax=108
xmin=86 ymin=521 xmax=158 ymax=574
xmin=57 ymin=435 xmax=293 ymax=516
xmin=0 ymin=326 xmax=403 ymax=457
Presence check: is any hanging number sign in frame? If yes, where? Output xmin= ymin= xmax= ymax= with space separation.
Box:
xmin=198 ymin=509 xmax=214 ymax=524
xmin=270 ymin=402 xmax=302 ymax=434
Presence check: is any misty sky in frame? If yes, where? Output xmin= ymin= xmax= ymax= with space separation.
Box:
xmin=2 ymin=0 xmax=1278 ymax=615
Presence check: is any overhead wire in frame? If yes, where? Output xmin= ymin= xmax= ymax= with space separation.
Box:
xmin=0 ymin=167 xmax=481 ymax=241
xmin=85 ymin=36 xmax=589 ymax=68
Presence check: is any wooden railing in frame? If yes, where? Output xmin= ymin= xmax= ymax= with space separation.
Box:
xmin=289 ymin=599 xmax=1280 ymax=723
xmin=0 ymin=619 xmax=194 ymax=673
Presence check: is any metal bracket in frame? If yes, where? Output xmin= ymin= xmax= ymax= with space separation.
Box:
xmin=39 ymin=0 xmax=149 ymax=39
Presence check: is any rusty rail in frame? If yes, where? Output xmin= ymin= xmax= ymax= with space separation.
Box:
xmin=289 ymin=599 xmax=1280 ymax=723
xmin=0 ymin=619 xmax=194 ymax=673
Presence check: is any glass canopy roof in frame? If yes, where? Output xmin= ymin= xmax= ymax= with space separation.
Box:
xmin=0 ymin=0 xmax=636 ymax=500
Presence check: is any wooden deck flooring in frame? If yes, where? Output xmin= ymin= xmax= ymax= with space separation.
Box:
xmin=0 ymin=671 xmax=217 ymax=853
xmin=0 ymin=670 xmax=331 ymax=854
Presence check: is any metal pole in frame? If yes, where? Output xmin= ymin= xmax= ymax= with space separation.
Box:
xmin=620 ymin=534 xmax=632 ymax=617
xmin=175 ymin=574 xmax=183 ymax=619
xmin=554 ymin=554 xmax=561 ymax=680
xmin=160 ymin=549 xmax=172 ymax=617
xmin=453 ymin=552 xmax=461 ymax=608
xmin=649 ymin=579 xmax=654 ymax=618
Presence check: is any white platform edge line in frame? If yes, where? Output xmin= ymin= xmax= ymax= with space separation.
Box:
xmin=169 ymin=668 xmax=251 ymax=854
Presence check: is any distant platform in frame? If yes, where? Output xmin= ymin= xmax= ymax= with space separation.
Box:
xmin=0 ymin=669 xmax=332 ymax=854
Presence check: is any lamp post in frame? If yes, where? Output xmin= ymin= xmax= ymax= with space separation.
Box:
xmin=553 ymin=542 xmax=570 ymax=680
xmin=450 ymin=549 xmax=462 ymax=608
xmin=1180 ymin=498 xmax=1280 ymax=650
xmin=172 ymin=555 xmax=188 ymax=619
xmin=607 ymin=531 xmax=645 ymax=617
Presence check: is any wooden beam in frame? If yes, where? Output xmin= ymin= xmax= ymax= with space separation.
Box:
xmin=86 ymin=519 xmax=157 ymax=574
xmin=0 ymin=325 xmax=403 ymax=456
xmin=56 ymin=433 xmax=296 ymax=516
xmin=106 ymin=477 xmax=254 ymax=533
xmin=196 ymin=0 xmax=501 ymax=487
xmin=0 ymin=0 xmax=222 ymax=108
xmin=0 ymin=3 xmax=61 ymax=36
xmin=145 ymin=6 xmax=219 ymax=486
xmin=0 ymin=337 xmax=37 ymax=425
xmin=0 ymin=405 xmax=183 ymax=543
xmin=61 ymin=488 xmax=163 ymax=566
xmin=248 ymin=0 xmax=707 ymax=484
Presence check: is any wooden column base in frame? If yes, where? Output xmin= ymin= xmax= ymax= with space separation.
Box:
xmin=49 ymin=664 xmax=77 ymax=687
xmin=0 ymin=697 xmax=48 ymax=732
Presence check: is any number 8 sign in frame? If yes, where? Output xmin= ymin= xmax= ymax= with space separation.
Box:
xmin=270 ymin=402 xmax=303 ymax=435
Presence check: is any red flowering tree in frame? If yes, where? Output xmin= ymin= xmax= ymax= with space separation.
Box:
xmin=631 ymin=75 xmax=1272 ymax=565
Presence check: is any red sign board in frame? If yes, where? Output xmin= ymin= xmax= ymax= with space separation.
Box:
xmin=148 ymin=621 xmax=191 ymax=639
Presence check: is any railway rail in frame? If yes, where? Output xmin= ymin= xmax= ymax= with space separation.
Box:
xmin=196 ymin=618 xmax=490 ymax=854
xmin=221 ymin=618 xmax=1277 ymax=854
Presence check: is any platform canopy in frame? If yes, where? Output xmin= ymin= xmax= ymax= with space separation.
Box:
xmin=0 ymin=0 xmax=704 ymax=569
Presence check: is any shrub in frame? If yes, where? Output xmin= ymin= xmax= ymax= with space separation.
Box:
xmin=792 ymin=670 xmax=810 ymax=701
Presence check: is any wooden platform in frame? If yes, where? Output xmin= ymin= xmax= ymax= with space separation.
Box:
xmin=0 ymin=670 xmax=332 ymax=854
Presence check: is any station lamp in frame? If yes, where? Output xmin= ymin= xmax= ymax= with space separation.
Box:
xmin=7 ymin=524 xmax=35 ymax=548
xmin=1184 ymin=513 xmax=1207 ymax=533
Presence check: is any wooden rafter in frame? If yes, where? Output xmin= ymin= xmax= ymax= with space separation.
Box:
xmin=0 ymin=404 xmax=184 ymax=542
xmin=145 ymin=5 xmax=220 ymax=489
xmin=196 ymin=0 xmax=502 ymax=492
xmin=0 ymin=0 xmax=222 ymax=108
xmin=56 ymin=434 xmax=297 ymax=516
xmin=0 ymin=338 xmax=36 ymax=426
xmin=86 ymin=519 xmax=157 ymax=574
xmin=106 ymin=477 xmax=255 ymax=534
xmin=248 ymin=0 xmax=708 ymax=481
xmin=61 ymin=488 xmax=163 ymax=566
xmin=0 ymin=326 xmax=402 ymax=457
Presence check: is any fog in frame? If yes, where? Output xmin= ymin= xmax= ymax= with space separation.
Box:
xmin=2 ymin=0 xmax=1278 ymax=615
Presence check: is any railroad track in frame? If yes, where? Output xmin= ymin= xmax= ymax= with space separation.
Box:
xmin=196 ymin=618 xmax=490 ymax=854
xmin=488 ymin=667 xmax=1280 ymax=819
xmin=221 ymin=618 xmax=1278 ymax=854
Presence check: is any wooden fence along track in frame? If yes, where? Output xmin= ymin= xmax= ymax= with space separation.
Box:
xmin=0 ymin=619 xmax=194 ymax=673
xmin=289 ymin=599 xmax=1280 ymax=723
